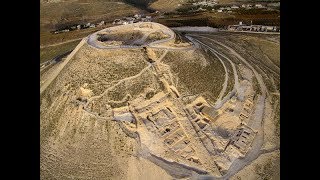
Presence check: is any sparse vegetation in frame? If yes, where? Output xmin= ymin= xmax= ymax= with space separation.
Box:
xmin=163 ymin=50 xmax=225 ymax=104
xmin=40 ymin=0 xmax=141 ymax=32
xmin=106 ymin=69 xmax=162 ymax=101
xmin=255 ymin=158 xmax=279 ymax=179
xmin=40 ymin=40 xmax=81 ymax=63
xmin=252 ymin=76 xmax=261 ymax=95
xmin=145 ymin=31 xmax=169 ymax=43
xmin=40 ymin=22 xmax=280 ymax=179
xmin=155 ymin=9 xmax=279 ymax=28
xmin=40 ymin=27 xmax=104 ymax=46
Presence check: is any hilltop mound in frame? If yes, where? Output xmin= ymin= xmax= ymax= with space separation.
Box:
xmin=89 ymin=22 xmax=175 ymax=47
xmin=40 ymin=22 xmax=229 ymax=179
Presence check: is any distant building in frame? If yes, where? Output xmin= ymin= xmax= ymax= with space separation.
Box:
xmin=267 ymin=2 xmax=280 ymax=8
xmin=134 ymin=14 xmax=141 ymax=19
xmin=217 ymin=9 xmax=223 ymax=13
xmin=77 ymin=25 xmax=81 ymax=30
xmin=255 ymin=4 xmax=264 ymax=8
xmin=97 ymin=21 xmax=105 ymax=26
xmin=231 ymin=5 xmax=239 ymax=9
xmin=245 ymin=4 xmax=253 ymax=9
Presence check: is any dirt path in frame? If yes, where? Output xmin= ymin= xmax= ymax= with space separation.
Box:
xmin=84 ymin=50 xmax=167 ymax=117
xmin=208 ymin=37 xmax=267 ymax=97
xmin=186 ymin=33 xmax=271 ymax=179
xmin=83 ymin=64 xmax=152 ymax=114
xmin=40 ymin=38 xmax=87 ymax=95
xmin=190 ymin=38 xmax=229 ymax=106
xmin=158 ymin=49 xmax=168 ymax=62
xmin=40 ymin=38 xmax=83 ymax=49
xmin=189 ymin=35 xmax=240 ymax=91
xmin=188 ymin=35 xmax=241 ymax=109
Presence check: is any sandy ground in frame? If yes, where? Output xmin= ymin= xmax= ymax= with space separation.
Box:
xmin=41 ymin=23 xmax=279 ymax=179
xmin=230 ymin=150 xmax=280 ymax=180
xmin=127 ymin=156 xmax=172 ymax=180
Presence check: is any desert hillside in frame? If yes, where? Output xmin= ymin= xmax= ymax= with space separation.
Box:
xmin=40 ymin=22 xmax=279 ymax=179
xmin=40 ymin=0 xmax=143 ymax=31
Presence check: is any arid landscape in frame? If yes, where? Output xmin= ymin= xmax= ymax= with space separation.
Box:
xmin=40 ymin=20 xmax=279 ymax=179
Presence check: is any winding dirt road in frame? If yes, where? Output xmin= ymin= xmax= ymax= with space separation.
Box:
xmin=185 ymin=33 xmax=270 ymax=179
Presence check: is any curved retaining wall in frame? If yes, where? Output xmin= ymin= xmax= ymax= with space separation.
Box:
xmin=87 ymin=22 xmax=176 ymax=49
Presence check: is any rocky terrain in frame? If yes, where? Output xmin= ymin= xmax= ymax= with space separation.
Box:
xmin=40 ymin=22 xmax=279 ymax=179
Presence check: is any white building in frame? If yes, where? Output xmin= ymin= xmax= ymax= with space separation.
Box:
xmin=97 ymin=21 xmax=105 ymax=26
xmin=134 ymin=14 xmax=141 ymax=19
xmin=255 ymin=4 xmax=264 ymax=8
xmin=231 ymin=5 xmax=239 ymax=9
